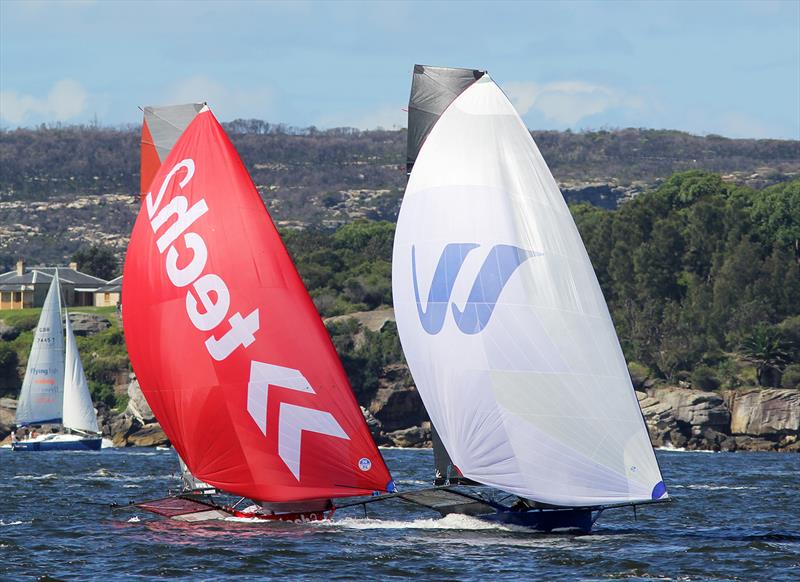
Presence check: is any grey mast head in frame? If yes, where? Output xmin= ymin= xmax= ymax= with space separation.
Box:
xmin=406 ymin=64 xmax=485 ymax=175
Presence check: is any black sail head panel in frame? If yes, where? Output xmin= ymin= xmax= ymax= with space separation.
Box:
xmin=406 ymin=64 xmax=484 ymax=174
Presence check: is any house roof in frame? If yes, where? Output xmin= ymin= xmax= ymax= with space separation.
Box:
xmin=0 ymin=266 xmax=109 ymax=292
xmin=95 ymin=275 xmax=123 ymax=293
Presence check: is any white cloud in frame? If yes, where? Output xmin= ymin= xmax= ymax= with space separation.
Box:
xmin=503 ymin=80 xmax=645 ymax=126
xmin=0 ymin=79 xmax=88 ymax=124
xmin=162 ymin=76 xmax=275 ymax=122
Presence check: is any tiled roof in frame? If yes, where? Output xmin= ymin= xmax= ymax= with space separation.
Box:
xmin=35 ymin=267 xmax=108 ymax=286
xmin=0 ymin=267 xmax=108 ymax=291
xmin=96 ymin=275 xmax=123 ymax=293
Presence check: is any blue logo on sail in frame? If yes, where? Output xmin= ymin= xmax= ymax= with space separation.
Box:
xmin=412 ymin=244 xmax=537 ymax=335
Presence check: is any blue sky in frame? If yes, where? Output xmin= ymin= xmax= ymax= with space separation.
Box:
xmin=1 ymin=0 xmax=798 ymax=139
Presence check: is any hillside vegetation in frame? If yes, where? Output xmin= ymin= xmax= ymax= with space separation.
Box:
xmin=1 ymin=173 xmax=798 ymax=408
xmin=298 ymin=174 xmax=800 ymax=401
xmin=2 ymin=123 xmax=798 ymax=269
xmin=0 ymin=307 xmax=127 ymax=407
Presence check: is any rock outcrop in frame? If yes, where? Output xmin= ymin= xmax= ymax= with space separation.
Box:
xmin=98 ymin=376 xmax=168 ymax=447
xmin=2 ymin=372 xmax=797 ymax=452
xmin=0 ymin=397 xmax=17 ymax=440
xmin=0 ymin=321 xmax=20 ymax=341
xmin=125 ymin=378 xmax=155 ymax=424
xmin=68 ymin=313 xmax=111 ymax=336
xmin=384 ymin=423 xmax=432 ymax=448
xmin=638 ymin=386 xmax=799 ymax=452
xmin=125 ymin=423 xmax=168 ymax=447
xmin=368 ymin=364 xmax=427 ymax=432
xmin=727 ymin=388 xmax=800 ymax=451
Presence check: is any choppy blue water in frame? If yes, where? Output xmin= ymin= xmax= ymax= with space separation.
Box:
xmin=1 ymin=447 xmax=798 ymax=581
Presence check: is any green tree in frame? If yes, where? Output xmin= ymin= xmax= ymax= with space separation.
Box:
xmin=71 ymin=245 xmax=119 ymax=280
xmin=749 ymin=180 xmax=800 ymax=262
xmin=0 ymin=344 xmax=19 ymax=396
xmin=739 ymin=325 xmax=792 ymax=387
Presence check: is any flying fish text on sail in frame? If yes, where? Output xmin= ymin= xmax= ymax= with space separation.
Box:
xmin=145 ymin=158 xmax=259 ymax=361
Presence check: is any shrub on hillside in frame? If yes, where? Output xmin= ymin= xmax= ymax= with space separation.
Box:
xmin=781 ymin=364 xmax=800 ymax=389
xmin=627 ymin=362 xmax=650 ymax=390
xmin=0 ymin=343 xmax=19 ymax=396
xmin=691 ymin=365 xmax=720 ymax=391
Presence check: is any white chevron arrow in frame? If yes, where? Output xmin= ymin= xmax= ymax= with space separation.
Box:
xmin=247 ymin=360 xmax=350 ymax=480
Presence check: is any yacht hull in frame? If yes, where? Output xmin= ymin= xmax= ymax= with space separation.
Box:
xmin=12 ymin=437 xmax=102 ymax=451
xmin=480 ymin=507 xmax=594 ymax=534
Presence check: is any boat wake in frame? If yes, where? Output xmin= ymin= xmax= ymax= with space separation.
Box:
xmin=220 ymin=513 xmax=522 ymax=532
xmin=657 ymin=446 xmax=718 ymax=453
xmin=317 ymin=514 xmax=524 ymax=532
xmin=13 ymin=473 xmax=57 ymax=481
xmin=672 ymin=484 xmax=759 ymax=491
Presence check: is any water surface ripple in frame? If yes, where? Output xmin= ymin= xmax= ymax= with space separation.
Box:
xmin=1 ymin=448 xmax=798 ymax=580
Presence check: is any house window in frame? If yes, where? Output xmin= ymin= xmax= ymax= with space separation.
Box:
xmin=13 ymin=292 xmax=21 ymax=303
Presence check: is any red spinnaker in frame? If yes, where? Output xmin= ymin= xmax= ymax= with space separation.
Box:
xmin=123 ymin=108 xmax=393 ymax=502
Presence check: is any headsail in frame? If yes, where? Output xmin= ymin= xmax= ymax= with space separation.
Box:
xmin=123 ymin=106 xmax=393 ymax=502
xmin=16 ymin=273 xmax=65 ymax=426
xmin=62 ymin=311 xmax=100 ymax=433
xmin=140 ymin=103 xmax=204 ymax=196
xmin=393 ymin=68 xmax=666 ymax=506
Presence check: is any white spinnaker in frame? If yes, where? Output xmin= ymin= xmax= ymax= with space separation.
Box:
xmin=392 ymin=76 xmax=665 ymax=506
xmin=63 ymin=312 xmax=100 ymax=433
xmin=16 ymin=274 xmax=65 ymax=426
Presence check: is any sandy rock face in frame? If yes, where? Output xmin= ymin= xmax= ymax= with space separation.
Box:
xmin=0 ymin=397 xmax=17 ymax=439
xmin=125 ymin=423 xmax=169 ymax=447
xmin=727 ymin=389 xmax=800 ymax=437
xmin=637 ymin=386 xmax=799 ymax=452
xmin=384 ymin=423 xmax=432 ymax=448
xmin=125 ymin=378 xmax=155 ymax=424
xmin=649 ymin=387 xmax=731 ymax=434
xmin=368 ymin=364 xmax=428 ymax=433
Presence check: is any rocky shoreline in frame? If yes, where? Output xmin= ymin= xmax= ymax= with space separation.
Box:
xmin=1 ymin=376 xmax=797 ymax=452
xmin=639 ymin=386 xmax=800 ymax=452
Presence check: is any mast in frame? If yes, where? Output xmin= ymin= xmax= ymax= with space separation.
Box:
xmin=406 ymin=65 xmax=484 ymax=483
xmin=139 ymin=102 xmax=205 ymax=484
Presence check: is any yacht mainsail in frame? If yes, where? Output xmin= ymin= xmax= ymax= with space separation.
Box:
xmin=392 ymin=65 xmax=667 ymax=507
xmin=16 ymin=274 xmax=65 ymax=425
